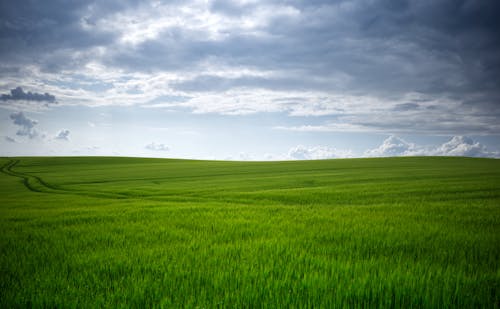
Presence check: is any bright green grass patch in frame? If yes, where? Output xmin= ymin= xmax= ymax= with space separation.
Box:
xmin=0 ymin=156 xmax=499 ymax=307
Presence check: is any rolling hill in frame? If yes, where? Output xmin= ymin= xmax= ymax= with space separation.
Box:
xmin=1 ymin=156 xmax=499 ymax=307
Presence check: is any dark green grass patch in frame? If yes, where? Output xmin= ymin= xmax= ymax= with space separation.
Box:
xmin=0 ymin=156 xmax=499 ymax=307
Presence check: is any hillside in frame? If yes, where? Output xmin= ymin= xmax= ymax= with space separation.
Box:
xmin=1 ymin=157 xmax=499 ymax=307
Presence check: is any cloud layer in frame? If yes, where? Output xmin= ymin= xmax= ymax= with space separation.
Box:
xmin=0 ymin=0 xmax=499 ymax=135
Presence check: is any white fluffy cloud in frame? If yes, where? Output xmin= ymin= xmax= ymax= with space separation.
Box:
xmin=365 ymin=135 xmax=498 ymax=158
xmin=365 ymin=135 xmax=422 ymax=157
xmin=288 ymin=145 xmax=353 ymax=160
xmin=433 ymin=136 xmax=495 ymax=157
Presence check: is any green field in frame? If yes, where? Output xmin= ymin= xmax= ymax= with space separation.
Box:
xmin=1 ymin=156 xmax=499 ymax=307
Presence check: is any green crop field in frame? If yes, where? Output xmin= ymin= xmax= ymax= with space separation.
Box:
xmin=0 ymin=156 xmax=499 ymax=307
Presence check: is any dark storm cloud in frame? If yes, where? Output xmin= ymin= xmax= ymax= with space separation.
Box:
xmin=104 ymin=27 xmax=209 ymax=72
xmin=107 ymin=0 xmax=499 ymax=102
xmin=1 ymin=0 xmax=500 ymax=134
xmin=355 ymin=0 xmax=500 ymax=94
xmin=3 ymin=0 xmax=499 ymax=93
xmin=0 ymin=0 xmax=139 ymax=71
xmin=1 ymin=87 xmax=55 ymax=103
xmin=105 ymin=27 xmax=296 ymax=74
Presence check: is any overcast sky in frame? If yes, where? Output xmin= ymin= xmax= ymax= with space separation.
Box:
xmin=1 ymin=0 xmax=499 ymax=160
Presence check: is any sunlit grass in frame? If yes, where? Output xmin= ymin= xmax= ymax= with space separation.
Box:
xmin=1 ymin=156 xmax=499 ymax=307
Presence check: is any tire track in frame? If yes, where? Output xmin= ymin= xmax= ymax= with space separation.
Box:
xmin=0 ymin=159 xmax=128 ymax=199
xmin=0 ymin=159 xmax=251 ymax=204
xmin=1 ymin=159 xmax=46 ymax=193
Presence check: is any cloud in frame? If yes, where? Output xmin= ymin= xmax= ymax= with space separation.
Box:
xmin=9 ymin=112 xmax=38 ymax=138
xmin=364 ymin=135 xmax=421 ymax=157
xmin=0 ymin=0 xmax=499 ymax=137
xmin=0 ymin=1 xmax=121 ymax=67
xmin=172 ymin=74 xmax=346 ymax=93
xmin=393 ymin=103 xmax=419 ymax=111
xmin=238 ymin=152 xmax=252 ymax=161
xmin=4 ymin=136 xmax=16 ymax=143
xmin=145 ymin=142 xmax=169 ymax=151
xmin=1 ymin=87 xmax=55 ymax=103
xmin=365 ymin=135 xmax=498 ymax=158
xmin=433 ymin=136 xmax=496 ymax=157
xmin=273 ymin=93 xmax=500 ymax=135
xmin=55 ymin=129 xmax=70 ymax=141
xmin=288 ymin=145 xmax=353 ymax=160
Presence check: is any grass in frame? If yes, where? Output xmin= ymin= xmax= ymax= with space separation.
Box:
xmin=0 ymin=156 xmax=499 ymax=307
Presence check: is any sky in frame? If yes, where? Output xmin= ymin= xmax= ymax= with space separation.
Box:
xmin=1 ymin=0 xmax=500 ymax=160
